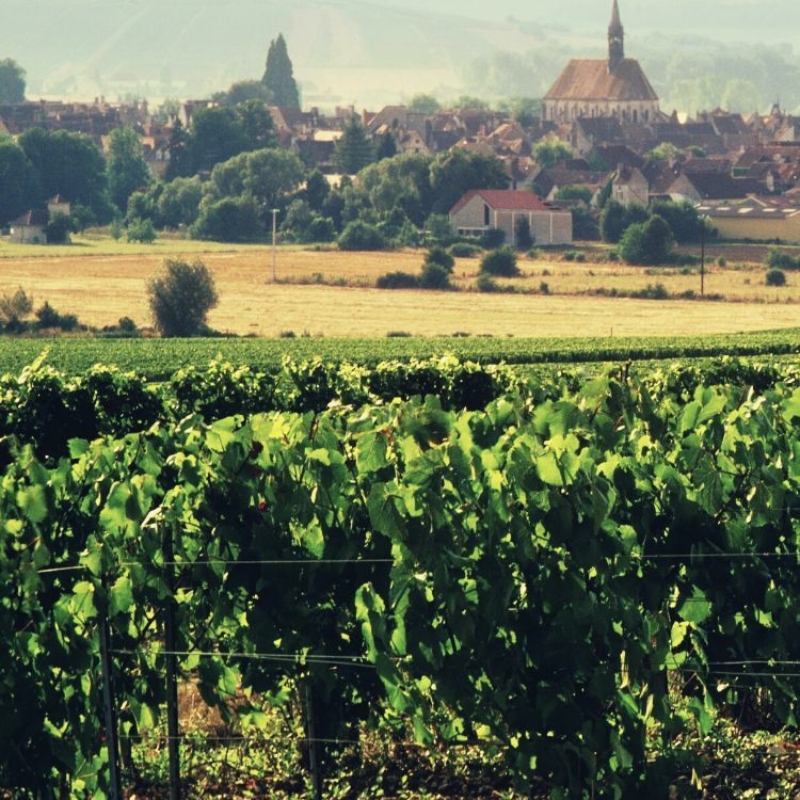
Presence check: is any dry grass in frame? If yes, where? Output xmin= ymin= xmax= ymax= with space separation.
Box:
xmin=1 ymin=238 xmax=799 ymax=338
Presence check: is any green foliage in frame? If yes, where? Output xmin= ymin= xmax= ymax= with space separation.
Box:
xmin=476 ymin=272 xmax=500 ymax=292
xmin=513 ymin=215 xmax=534 ymax=250
xmin=376 ymin=271 xmax=419 ymax=289
xmin=429 ymin=149 xmax=508 ymax=215
xmin=618 ymin=215 xmax=674 ymax=265
xmin=447 ymin=242 xmax=481 ymax=258
xmin=571 ymin=206 xmax=601 ymax=240
xmin=407 ymin=93 xmax=441 ymax=114
xmin=424 ymin=213 xmax=455 ymax=245
xmin=106 ymin=126 xmax=153 ymax=213
xmin=0 ymin=286 xmax=33 ymax=330
xmin=191 ymin=195 xmax=263 ymax=242
xmin=418 ymin=261 xmax=451 ymax=290
xmin=34 ymin=301 xmax=78 ymax=332
xmin=337 ymin=220 xmax=388 ymax=251
xmin=0 ymin=138 xmax=38 ymax=225
xmin=335 ymin=116 xmax=375 ymax=175
xmin=555 ymin=184 xmax=593 ymax=204
xmin=532 ymin=134 xmax=573 ymax=168
xmin=261 ymin=33 xmax=300 ymax=108
xmin=146 ymin=258 xmax=219 ymax=337
xmin=481 ymin=227 xmax=505 ymax=249
xmin=765 ymin=267 xmax=787 ymax=286
xmin=423 ymin=246 xmax=454 ymax=273
xmin=44 ymin=211 xmax=73 ymax=244
xmin=0 ymin=57 xmax=25 ymax=103
xmin=480 ymin=246 xmax=519 ymax=277
xmin=766 ymin=247 xmax=800 ymax=270
xmin=4 ymin=356 xmax=800 ymax=798
xmin=19 ymin=128 xmax=113 ymax=221
xmin=127 ymin=217 xmax=157 ymax=243
xmin=649 ymin=199 xmax=706 ymax=244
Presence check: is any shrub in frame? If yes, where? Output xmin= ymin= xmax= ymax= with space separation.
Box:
xmin=514 ymin=216 xmax=534 ymax=250
xmin=480 ymin=247 xmax=520 ymax=277
xmin=376 ymin=271 xmax=418 ymax=289
xmin=338 ymin=220 xmax=388 ymax=251
xmin=0 ymin=287 xmax=33 ymax=332
xmin=448 ymin=242 xmax=481 ymax=258
xmin=766 ymin=268 xmax=787 ymax=287
xmin=146 ymin=258 xmax=219 ymax=337
xmin=418 ymin=262 xmax=451 ymax=289
xmin=127 ymin=217 xmax=157 ymax=244
xmin=476 ymin=273 xmax=500 ymax=293
xmin=46 ymin=213 xmax=73 ymax=244
xmin=766 ymin=248 xmax=800 ymax=270
xmin=481 ymin=227 xmax=505 ymax=249
xmin=34 ymin=302 xmax=78 ymax=331
xmin=424 ymin=246 xmax=455 ymax=273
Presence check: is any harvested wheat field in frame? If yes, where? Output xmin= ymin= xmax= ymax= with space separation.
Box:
xmin=1 ymin=239 xmax=799 ymax=337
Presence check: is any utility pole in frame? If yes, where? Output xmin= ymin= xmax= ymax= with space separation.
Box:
xmin=271 ymin=208 xmax=279 ymax=282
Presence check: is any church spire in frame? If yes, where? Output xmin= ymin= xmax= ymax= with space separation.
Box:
xmin=608 ymin=0 xmax=625 ymax=72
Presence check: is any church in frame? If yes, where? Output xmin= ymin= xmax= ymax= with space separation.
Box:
xmin=542 ymin=1 xmax=659 ymax=125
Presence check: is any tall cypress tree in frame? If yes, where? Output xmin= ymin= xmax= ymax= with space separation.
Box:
xmin=262 ymin=34 xmax=300 ymax=109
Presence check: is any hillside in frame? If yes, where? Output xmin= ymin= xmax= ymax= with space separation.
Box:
xmin=0 ymin=0 xmax=798 ymax=109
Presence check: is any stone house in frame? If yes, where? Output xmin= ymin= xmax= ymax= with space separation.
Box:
xmin=449 ymin=189 xmax=573 ymax=246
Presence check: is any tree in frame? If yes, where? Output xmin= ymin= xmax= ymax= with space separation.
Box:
xmin=514 ymin=217 xmax=534 ymax=251
xmin=156 ymin=176 xmax=204 ymax=229
xmin=0 ymin=58 xmax=25 ymax=104
xmin=184 ymin=107 xmax=250 ymax=175
xmin=304 ymin=170 xmax=330 ymax=213
xmin=262 ymin=34 xmax=300 ymax=108
xmin=0 ymin=139 xmax=38 ymax=225
xmin=192 ymin=196 xmax=263 ymax=243
xmin=337 ymin=220 xmax=388 ymax=251
xmin=146 ymin=259 xmax=219 ymax=336
xmin=375 ymin=132 xmax=397 ymax=161
xmin=358 ymin=153 xmax=433 ymax=225
xmin=429 ymin=149 xmax=508 ymax=215
xmin=335 ymin=116 xmax=375 ymax=175
xmin=407 ymin=94 xmax=441 ymax=114
xmin=236 ymin=99 xmax=277 ymax=151
xmin=532 ymin=135 xmax=573 ymax=169
xmin=215 ymin=80 xmax=273 ymax=107
xmin=19 ymin=128 xmax=112 ymax=220
xmin=649 ymin=200 xmax=704 ymax=244
xmin=106 ymin=127 xmax=152 ymax=213
xmin=618 ymin=215 xmax=674 ymax=265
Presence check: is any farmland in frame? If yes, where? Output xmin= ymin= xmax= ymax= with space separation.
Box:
xmin=1 ymin=238 xmax=799 ymax=339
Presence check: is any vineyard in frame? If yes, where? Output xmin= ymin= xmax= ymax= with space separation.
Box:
xmin=2 ymin=353 xmax=800 ymax=798
xmin=1 ymin=327 xmax=799 ymax=379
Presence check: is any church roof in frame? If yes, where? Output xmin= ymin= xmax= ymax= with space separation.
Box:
xmin=544 ymin=58 xmax=658 ymax=103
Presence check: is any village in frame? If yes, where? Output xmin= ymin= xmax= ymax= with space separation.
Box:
xmin=3 ymin=1 xmax=800 ymax=247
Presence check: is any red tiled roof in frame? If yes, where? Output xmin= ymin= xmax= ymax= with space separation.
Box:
xmin=450 ymin=189 xmax=549 ymax=215
xmin=545 ymin=58 xmax=658 ymax=103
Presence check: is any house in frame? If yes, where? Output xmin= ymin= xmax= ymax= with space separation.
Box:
xmin=571 ymin=117 xmax=626 ymax=158
xmin=9 ymin=209 xmax=49 ymax=244
xmin=449 ymin=189 xmax=573 ymax=246
xmin=8 ymin=197 xmax=71 ymax=244
xmin=542 ymin=1 xmax=659 ymax=125
xmin=698 ymin=196 xmax=800 ymax=243
xmin=611 ymin=165 xmax=649 ymax=207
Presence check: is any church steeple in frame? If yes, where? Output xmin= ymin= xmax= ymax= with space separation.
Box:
xmin=608 ymin=0 xmax=625 ymax=72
